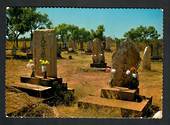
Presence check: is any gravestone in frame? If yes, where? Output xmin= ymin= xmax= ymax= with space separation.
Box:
xmin=33 ymin=29 xmax=57 ymax=77
xmin=105 ymin=37 xmax=112 ymax=51
xmin=68 ymin=41 xmax=76 ymax=52
xmin=90 ymin=38 xmax=107 ymax=68
xmin=142 ymin=46 xmax=151 ymax=70
xmin=86 ymin=41 xmax=93 ymax=53
xmin=109 ymin=40 xmax=141 ymax=87
xmin=151 ymin=41 xmax=163 ymax=60
xmin=116 ymin=41 xmax=121 ymax=51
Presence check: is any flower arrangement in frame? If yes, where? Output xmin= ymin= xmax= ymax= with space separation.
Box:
xmin=39 ymin=59 xmax=50 ymax=65
xmin=39 ymin=59 xmax=49 ymax=79
xmin=26 ymin=59 xmax=35 ymax=77
xmin=125 ymin=67 xmax=139 ymax=89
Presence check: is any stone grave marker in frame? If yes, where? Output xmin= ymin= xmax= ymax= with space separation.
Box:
xmin=32 ymin=29 xmax=57 ymax=77
xmin=151 ymin=41 xmax=163 ymax=60
xmin=90 ymin=38 xmax=107 ymax=68
xmin=109 ymin=40 xmax=141 ymax=87
xmin=86 ymin=41 xmax=93 ymax=53
xmin=142 ymin=46 xmax=151 ymax=70
xmin=105 ymin=37 xmax=112 ymax=51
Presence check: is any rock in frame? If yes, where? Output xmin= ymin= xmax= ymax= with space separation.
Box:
xmin=109 ymin=40 xmax=141 ymax=87
xmin=142 ymin=46 xmax=151 ymax=70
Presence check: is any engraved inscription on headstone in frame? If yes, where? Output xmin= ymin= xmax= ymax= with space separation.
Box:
xmin=33 ymin=29 xmax=57 ymax=77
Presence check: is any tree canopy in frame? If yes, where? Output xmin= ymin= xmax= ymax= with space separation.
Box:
xmin=124 ymin=25 xmax=160 ymax=45
xmin=6 ymin=7 xmax=52 ymax=48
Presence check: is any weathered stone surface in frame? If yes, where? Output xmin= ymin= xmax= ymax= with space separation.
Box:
xmin=101 ymin=86 xmax=139 ymax=101
xmin=142 ymin=46 xmax=151 ymax=70
xmin=150 ymin=41 xmax=163 ymax=61
xmin=86 ymin=41 xmax=93 ymax=52
xmin=110 ymin=40 xmax=141 ymax=87
xmin=32 ymin=29 xmax=57 ymax=77
xmin=11 ymin=83 xmax=52 ymax=98
xmin=78 ymin=96 xmax=151 ymax=117
xmin=105 ymin=37 xmax=112 ymax=51
xmin=91 ymin=38 xmax=106 ymax=67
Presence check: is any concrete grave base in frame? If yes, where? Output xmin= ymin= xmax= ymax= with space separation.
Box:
xmin=90 ymin=63 xmax=107 ymax=68
xmin=101 ymin=87 xmax=139 ymax=101
xmin=78 ymin=95 xmax=152 ymax=117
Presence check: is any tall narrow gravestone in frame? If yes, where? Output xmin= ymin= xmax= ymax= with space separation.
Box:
xmin=109 ymin=40 xmax=141 ymax=87
xmin=33 ymin=29 xmax=57 ymax=77
xmin=105 ymin=37 xmax=112 ymax=51
xmin=142 ymin=46 xmax=151 ymax=70
xmin=90 ymin=38 xmax=107 ymax=68
xmin=86 ymin=41 xmax=93 ymax=53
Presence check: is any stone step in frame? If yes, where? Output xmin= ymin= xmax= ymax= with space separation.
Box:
xmin=20 ymin=76 xmax=62 ymax=86
xmin=11 ymin=83 xmax=52 ymax=98
xmin=78 ymin=96 xmax=151 ymax=117
xmin=101 ymin=87 xmax=139 ymax=101
xmin=68 ymin=88 xmax=75 ymax=93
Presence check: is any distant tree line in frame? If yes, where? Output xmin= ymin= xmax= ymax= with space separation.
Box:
xmin=6 ymin=7 xmax=161 ymax=50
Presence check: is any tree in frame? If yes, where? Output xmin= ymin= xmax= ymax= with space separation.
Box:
xmin=91 ymin=25 xmax=105 ymax=41
xmin=6 ymin=7 xmax=53 ymax=48
xmin=6 ymin=8 xmax=30 ymax=47
xmin=55 ymin=23 xmax=71 ymax=49
xmin=124 ymin=25 xmax=160 ymax=45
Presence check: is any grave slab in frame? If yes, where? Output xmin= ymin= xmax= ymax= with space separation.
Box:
xmin=78 ymin=96 xmax=151 ymax=117
xmin=11 ymin=83 xmax=52 ymax=98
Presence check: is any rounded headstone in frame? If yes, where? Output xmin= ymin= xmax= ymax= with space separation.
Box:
xmin=109 ymin=40 xmax=141 ymax=87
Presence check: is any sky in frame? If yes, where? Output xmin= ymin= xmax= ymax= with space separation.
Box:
xmin=37 ymin=8 xmax=163 ymax=39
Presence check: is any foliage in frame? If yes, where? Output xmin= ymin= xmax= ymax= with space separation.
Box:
xmin=91 ymin=25 xmax=105 ymax=40
xmin=124 ymin=25 xmax=160 ymax=45
xmin=6 ymin=7 xmax=52 ymax=47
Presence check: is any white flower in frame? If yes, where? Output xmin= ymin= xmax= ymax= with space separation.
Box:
xmin=100 ymin=54 xmax=103 ymax=56
xmin=111 ymin=68 xmax=116 ymax=73
xmin=93 ymin=54 xmax=97 ymax=57
xmin=132 ymin=73 xmax=137 ymax=78
xmin=26 ymin=62 xmax=34 ymax=69
xmin=126 ymin=70 xmax=131 ymax=75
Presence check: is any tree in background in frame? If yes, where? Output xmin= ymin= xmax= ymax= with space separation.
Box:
xmin=91 ymin=25 xmax=105 ymax=41
xmin=6 ymin=7 xmax=52 ymax=48
xmin=124 ymin=25 xmax=160 ymax=45
xmin=55 ymin=24 xmax=93 ymax=50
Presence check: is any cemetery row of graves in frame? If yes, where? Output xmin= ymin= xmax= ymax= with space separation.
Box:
xmin=5 ymin=29 xmax=163 ymax=118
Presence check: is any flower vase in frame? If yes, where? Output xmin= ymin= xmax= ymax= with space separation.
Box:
xmin=31 ymin=70 xmax=35 ymax=77
xmin=41 ymin=65 xmax=47 ymax=79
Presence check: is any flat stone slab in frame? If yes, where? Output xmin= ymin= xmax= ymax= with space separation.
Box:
xmin=20 ymin=76 xmax=59 ymax=86
xmin=101 ymin=87 xmax=139 ymax=101
xmin=11 ymin=83 xmax=52 ymax=98
xmin=78 ymin=96 xmax=151 ymax=117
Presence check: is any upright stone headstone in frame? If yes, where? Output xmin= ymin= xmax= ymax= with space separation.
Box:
xmin=109 ymin=40 xmax=141 ymax=87
xmin=33 ymin=29 xmax=57 ymax=77
xmin=68 ymin=41 xmax=76 ymax=52
xmin=151 ymin=41 xmax=163 ymax=60
xmin=142 ymin=46 xmax=151 ymax=70
xmin=86 ymin=41 xmax=93 ymax=53
xmin=90 ymin=38 xmax=107 ymax=68
xmin=105 ymin=37 xmax=112 ymax=51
